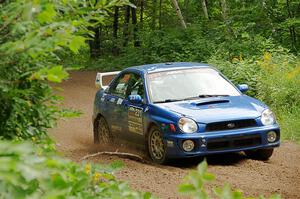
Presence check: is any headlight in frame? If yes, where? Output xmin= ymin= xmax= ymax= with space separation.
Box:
xmin=261 ymin=109 xmax=276 ymax=126
xmin=178 ymin=117 xmax=198 ymax=133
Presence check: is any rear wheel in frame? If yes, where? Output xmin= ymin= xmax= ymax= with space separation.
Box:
xmin=147 ymin=126 xmax=167 ymax=164
xmin=94 ymin=116 xmax=113 ymax=144
xmin=244 ymin=148 xmax=274 ymax=160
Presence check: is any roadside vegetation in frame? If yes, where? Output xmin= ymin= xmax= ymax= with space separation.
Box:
xmin=64 ymin=0 xmax=300 ymax=143
xmin=0 ymin=0 xmax=298 ymax=198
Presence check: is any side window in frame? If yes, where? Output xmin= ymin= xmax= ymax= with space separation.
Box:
xmin=126 ymin=74 xmax=145 ymax=99
xmin=109 ymin=73 xmax=131 ymax=98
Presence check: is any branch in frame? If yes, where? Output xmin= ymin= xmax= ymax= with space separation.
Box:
xmin=80 ymin=150 xmax=146 ymax=163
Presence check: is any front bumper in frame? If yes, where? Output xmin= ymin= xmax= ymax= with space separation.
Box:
xmin=164 ymin=124 xmax=280 ymax=158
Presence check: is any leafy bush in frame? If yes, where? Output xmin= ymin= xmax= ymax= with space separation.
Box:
xmin=209 ymin=56 xmax=261 ymax=97
xmin=256 ymin=50 xmax=300 ymax=112
xmin=0 ymin=0 xmax=129 ymax=139
xmin=0 ymin=141 xmax=151 ymax=199
xmin=210 ymin=48 xmax=300 ymax=142
xmin=0 ymin=141 xmax=283 ymax=199
xmin=179 ymin=160 xmax=280 ymax=199
xmin=256 ymin=50 xmax=300 ymax=142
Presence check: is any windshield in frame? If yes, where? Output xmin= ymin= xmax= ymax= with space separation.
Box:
xmin=147 ymin=68 xmax=240 ymax=103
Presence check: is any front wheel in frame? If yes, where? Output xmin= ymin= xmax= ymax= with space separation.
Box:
xmin=244 ymin=148 xmax=274 ymax=160
xmin=147 ymin=126 xmax=167 ymax=164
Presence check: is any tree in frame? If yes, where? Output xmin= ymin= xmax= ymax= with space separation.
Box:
xmin=123 ymin=6 xmax=131 ymax=47
xmin=132 ymin=4 xmax=140 ymax=47
xmin=0 ymin=0 xmax=130 ymax=139
xmin=89 ymin=26 xmax=101 ymax=58
xmin=171 ymin=0 xmax=187 ymax=28
xmin=201 ymin=0 xmax=209 ymax=19
xmin=113 ymin=6 xmax=120 ymax=55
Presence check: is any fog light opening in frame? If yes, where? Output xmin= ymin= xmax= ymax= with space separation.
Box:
xmin=267 ymin=131 xmax=277 ymax=143
xmin=182 ymin=140 xmax=195 ymax=152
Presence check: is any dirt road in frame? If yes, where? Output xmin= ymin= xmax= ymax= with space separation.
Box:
xmin=50 ymin=71 xmax=300 ymax=199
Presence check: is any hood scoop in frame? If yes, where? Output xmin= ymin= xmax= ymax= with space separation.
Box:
xmin=191 ymin=99 xmax=230 ymax=106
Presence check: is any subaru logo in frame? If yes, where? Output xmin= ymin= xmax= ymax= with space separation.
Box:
xmin=227 ymin=123 xmax=235 ymax=128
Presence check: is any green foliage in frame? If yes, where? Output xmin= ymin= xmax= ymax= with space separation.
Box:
xmin=0 ymin=141 xmax=152 ymax=199
xmin=179 ymin=160 xmax=281 ymax=199
xmin=209 ymin=48 xmax=300 ymax=142
xmin=0 ymin=0 xmax=130 ymax=139
xmin=255 ymin=50 xmax=300 ymax=142
xmin=277 ymin=110 xmax=300 ymax=143
xmin=256 ymin=50 xmax=300 ymax=111
xmin=208 ymin=56 xmax=260 ymax=97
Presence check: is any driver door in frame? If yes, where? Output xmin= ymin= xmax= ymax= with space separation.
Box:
xmin=121 ymin=73 xmax=146 ymax=144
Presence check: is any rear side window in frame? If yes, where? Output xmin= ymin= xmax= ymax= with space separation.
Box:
xmin=109 ymin=73 xmax=131 ymax=98
xmin=109 ymin=72 xmax=145 ymax=100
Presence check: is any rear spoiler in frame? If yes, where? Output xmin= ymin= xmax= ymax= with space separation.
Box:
xmin=95 ymin=71 xmax=120 ymax=89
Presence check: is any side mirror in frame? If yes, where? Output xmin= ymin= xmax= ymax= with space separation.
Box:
xmin=237 ymin=84 xmax=249 ymax=93
xmin=128 ymin=95 xmax=143 ymax=104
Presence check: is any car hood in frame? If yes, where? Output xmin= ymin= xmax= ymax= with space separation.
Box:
xmin=155 ymin=96 xmax=266 ymax=123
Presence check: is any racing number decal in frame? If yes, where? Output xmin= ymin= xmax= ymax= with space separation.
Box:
xmin=128 ymin=106 xmax=143 ymax=135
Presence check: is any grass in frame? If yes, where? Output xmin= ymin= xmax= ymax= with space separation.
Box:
xmin=277 ymin=110 xmax=300 ymax=144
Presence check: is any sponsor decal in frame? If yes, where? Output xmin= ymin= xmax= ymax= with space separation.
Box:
xmin=111 ymin=125 xmax=121 ymax=132
xmin=128 ymin=106 xmax=143 ymax=135
xmin=110 ymin=98 xmax=115 ymax=103
xmin=167 ymin=140 xmax=174 ymax=147
xmin=116 ymin=98 xmax=123 ymax=105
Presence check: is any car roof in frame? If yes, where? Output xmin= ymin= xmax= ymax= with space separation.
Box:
xmin=125 ymin=62 xmax=211 ymax=74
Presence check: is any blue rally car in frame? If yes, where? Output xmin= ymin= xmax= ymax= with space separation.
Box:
xmin=93 ymin=62 xmax=280 ymax=164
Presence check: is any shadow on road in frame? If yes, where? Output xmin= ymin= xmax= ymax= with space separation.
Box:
xmin=167 ymin=152 xmax=247 ymax=168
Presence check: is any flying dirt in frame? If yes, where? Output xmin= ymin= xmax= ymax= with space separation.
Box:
xmin=50 ymin=71 xmax=300 ymax=199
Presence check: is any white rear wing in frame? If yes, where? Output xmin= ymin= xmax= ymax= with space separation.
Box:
xmin=95 ymin=71 xmax=120 ymax=89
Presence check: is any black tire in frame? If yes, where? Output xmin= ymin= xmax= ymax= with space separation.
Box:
xmin=244 ymin=148 xmax=274 ymax=160
xmin=147 ymin=126 xmax=168 ymax=164
xmin=94 ymin=116 xmax=113 ymax=144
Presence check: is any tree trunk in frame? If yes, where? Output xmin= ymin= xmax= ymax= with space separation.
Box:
xmin=286 ymin=0 xmax=297 ymax=50
xmin=140 ymin=0 xmax=144 ymax=27
xmin=220 ymin=0 xmax=228 ymax=21
xmin=220 ymin=0 xmax=233 ymax=38
xmin=171 ymin=0 xmax=187 ymax=28
xmin=89 ymin=26 xmax=101 ymax=58
xmin=123 ymin=6 xmax=130 ymax=47
xmin=131 ymin=6 xmax=140 ymax=47
xmin=159 ymin=0 xmax=163 ymax=29
xmin=88 ymin=0 xmax=101 ymax=58
xmin=152 ymin=0 xmax=157 ymax=29
xmin=112 ymin=7 xmax=119 ymax=56
xmin=201 ymin=0 xmax=209 ymax=19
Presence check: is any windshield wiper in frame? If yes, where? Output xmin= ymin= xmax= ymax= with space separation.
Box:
xmin=154 ymin=99 xmax=183 ymax=103
xmin=154 ymin=95 xmax=230 ymax=103
xmin=198 ymin=94 xmax=229 ymax=98
xmin=183 ymin=94 xmax=229 ymax=100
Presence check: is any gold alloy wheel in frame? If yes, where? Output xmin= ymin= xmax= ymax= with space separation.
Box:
xmin=150 ymin=129 xmax=165 ymax=160
xmin=98 ymin=117 xmax=112 ymax=144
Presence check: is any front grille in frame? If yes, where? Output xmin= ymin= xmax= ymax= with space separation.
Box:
xmin=207 ymin=134 xmax=261 ymax=151
xmin=206 ymin=119 xmax=257 ymax=132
